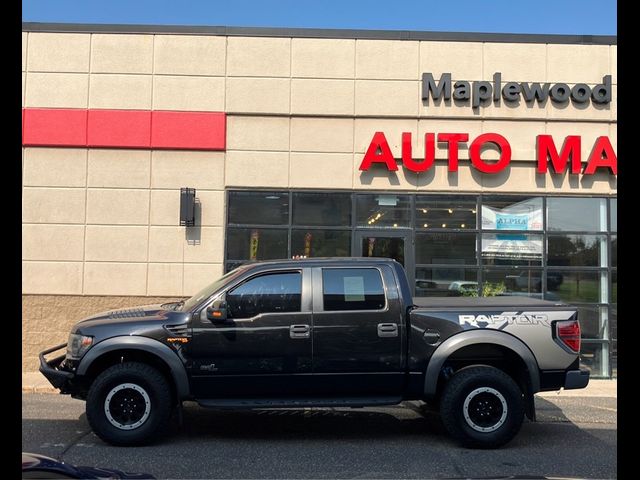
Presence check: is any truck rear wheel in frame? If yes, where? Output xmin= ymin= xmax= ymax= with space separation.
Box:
xmin=86 ymin=362 xmax=172 ymax=446
xmin=439 ymin=365 xmax=524 ymax=449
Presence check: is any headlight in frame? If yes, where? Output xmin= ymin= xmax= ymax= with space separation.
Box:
xmin=66 ymin=333 xmax=93 ymax=360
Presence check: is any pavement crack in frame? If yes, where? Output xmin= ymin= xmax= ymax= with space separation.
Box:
xmin=57 ymin=429 xmax=93 ymax=462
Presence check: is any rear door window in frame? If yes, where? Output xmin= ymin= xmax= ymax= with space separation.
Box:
xmin=322 ymin=268 xmax=385 ymax=311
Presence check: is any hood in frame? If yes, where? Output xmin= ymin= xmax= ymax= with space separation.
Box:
xmin=82 ymin=304 xmax=167 ymax=323
xmin=71 ymin=303 xmax=189 ymax=338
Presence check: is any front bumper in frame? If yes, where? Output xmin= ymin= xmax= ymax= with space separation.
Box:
xmin=39 ymin=343 xmax=74 ymax=390
xmin=564 ymin=368 xmax=590 ymax=390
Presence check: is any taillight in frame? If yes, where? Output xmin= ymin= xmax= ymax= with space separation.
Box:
xmin=556 ymin=319 xmax=581 ymax=353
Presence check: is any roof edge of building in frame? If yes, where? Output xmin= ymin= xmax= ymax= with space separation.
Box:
xmin=21 ymin=22 xmax=616 ymax=45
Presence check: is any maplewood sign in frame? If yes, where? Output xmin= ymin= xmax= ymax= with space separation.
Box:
xmin=359 ymin=72 xmax=617 ymax=176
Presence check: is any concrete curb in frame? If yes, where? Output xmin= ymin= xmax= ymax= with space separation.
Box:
xmin=23 ymin=372 xmax=617 ymax=397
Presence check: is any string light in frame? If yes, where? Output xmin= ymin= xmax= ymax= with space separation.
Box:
xmin=442 ymin=223 xmax=447 ymax=228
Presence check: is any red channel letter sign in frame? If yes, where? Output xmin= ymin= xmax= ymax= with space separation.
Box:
xmin=359 ymin=132 xmax=617 ymax=176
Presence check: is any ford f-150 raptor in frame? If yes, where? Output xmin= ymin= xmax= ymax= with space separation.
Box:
xmin=40 ymin=258 xmax=589 ymax=448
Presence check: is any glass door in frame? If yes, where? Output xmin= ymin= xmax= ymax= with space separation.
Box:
xmin=354 ymin=231 xmax=414 ymax=287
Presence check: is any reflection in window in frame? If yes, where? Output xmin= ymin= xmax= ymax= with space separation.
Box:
xmin=415 ymin=268 xmax=478 ymax=297
xmin=611 ymin=236 xmax=617 ymax=268
xmin=577 ymin=305 xmax=606 ymax=339
xmin=483 ymin=269 xmax=545 ymax=298
xmin=580 ymin=342 xmax=608 ymax=377
xmin=227 ymin=272 xmax=301 ymax=319
xmin=292 ymin=192 xmax=351 ymax=226
xmin=361 ymin=236 xmax=405 ymax=266
xmin=547 ymin=197 xmax=606 ymax=232
xmin=415 ymin=195 xmax=477 ymax=229
xmin=228 ymin=191 xmax=289 ymax=225
xmin=547 ymin=270 xmax=602 ymax=303
xmin=611 ymin=270 xmax=617 ymax=303
xmin=547 ymin=234 xmax=605 ymax=267
xmin=322 ymin=268 xmax=385 ymax=311
xmin=481 ymin=233 xmax=543 ymax=266
xmin=416 ymin=233 xmax=476 ymax=265
xmin=610 ymin=198 xmax=617 ymax=232
xmin=226 ymin=228 xmax=288 ymax=262
xmin=291 ymin=230 xmax=350 ymax=258
xmin=356 ymin=194 xmax=411 ymax=228
xmin=610 ymin=305 xmax=617 ymax=377
xmin=482 ymin=196 xmax=543 ymax=231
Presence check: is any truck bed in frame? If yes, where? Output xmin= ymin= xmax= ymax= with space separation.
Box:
xmin=413 ymin=296 xmax=566 ymax=309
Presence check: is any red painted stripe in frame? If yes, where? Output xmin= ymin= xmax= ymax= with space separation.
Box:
xmin=151 ymin=111 xmax=226 ymax=150
xmin=23 ymin=109 xmax=88 ymax=147
xmin=21 ymin=108 xmax=226 ymax=151
xmin=88 ymin=109 xmax=152 ymax=148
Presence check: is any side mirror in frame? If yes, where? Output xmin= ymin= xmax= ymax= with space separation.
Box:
xmin=205 ymin=298 xmax=227 ymax=322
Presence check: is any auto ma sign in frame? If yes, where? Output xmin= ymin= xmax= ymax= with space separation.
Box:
xmin=359 ymin=72 xmax=617 ymax=176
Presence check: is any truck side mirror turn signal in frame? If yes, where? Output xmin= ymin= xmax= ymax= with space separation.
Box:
xmin=206 ymin=301 xmax=227 ymax=322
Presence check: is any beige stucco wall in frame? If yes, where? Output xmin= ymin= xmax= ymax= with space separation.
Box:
xmin=22 ymin=30 xmax=616 ymax=370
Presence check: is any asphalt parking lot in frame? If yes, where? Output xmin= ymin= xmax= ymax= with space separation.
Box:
xmin=22 ymin=392 xmax=616 ymax=479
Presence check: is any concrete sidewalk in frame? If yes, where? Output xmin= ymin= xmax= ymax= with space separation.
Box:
xmin=22 ymin=371 xmax=617 ymax=397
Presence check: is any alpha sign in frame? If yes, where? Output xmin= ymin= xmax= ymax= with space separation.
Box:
xmin=422 ymin=73 xmax=612 ymax=109
xmin=358 ymin=132 xmax=617 ymax=176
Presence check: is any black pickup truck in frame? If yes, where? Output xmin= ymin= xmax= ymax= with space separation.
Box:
xmin=40 ymin=258 xmax=589 ymax=448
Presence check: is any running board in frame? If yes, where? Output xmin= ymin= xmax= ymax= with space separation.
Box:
xmin=195 ymin=396 xmax=402 ymax=409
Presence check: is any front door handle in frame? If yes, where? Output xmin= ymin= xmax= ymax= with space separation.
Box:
xmin=377 ymin=323 xmax=398 ymax=338
xmin=290 ymin=324 xmax=310 ymax=339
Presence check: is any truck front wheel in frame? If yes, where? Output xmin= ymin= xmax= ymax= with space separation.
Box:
xmin=86 ymin=362 xmax=172 ymax=446
xmin=439 ymin=365 xmax=524 ymax=449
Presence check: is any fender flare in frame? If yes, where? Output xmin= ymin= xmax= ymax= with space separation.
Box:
xmin=76 ymin=336 xmax=190 ymax=400
xmin=423 ymin=329 xmax=540 ymax=399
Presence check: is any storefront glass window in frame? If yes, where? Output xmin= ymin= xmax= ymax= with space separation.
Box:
xmin=226 ymin=228 xmax=288 ymax=263
xmin=356 ymin=194 xmax=411 ymax=228
xmin=482 ymin=196 xmax=543 ymax=231
xmin=415 ymin=195 xmax=477 ymax=229
xmin=610 ymin=198 xmax=617 ymax=232
xmin=546 ymin=270 xmax=602 ymax=303
xmin=291 ymin=230 xmax=351 ymax=258
xmin=415 ymin=268 xmax=478 ymax=297
xmin=292 ymin=192 xmax=351 ymax=226
xmin=580 ymin=342 xmax=608 ymax=377
xmin=228 ymin=191 xmax=289 ymax=225
xmin=481 ymin=233 xmax=543 ymax=266
xmin=415 ymin=233 xmax=476 ymax=265
xmin=547 ymin=234 xmax=606 ymax=267
xmin=482 ymin=268 xmax=544 ymax=297
xmin=578 ymin=305 xmax=607 ymax=339
xmin=611 ymin=236 xmax=617 ymax=268
xmin=225 ymin=190 xmax=617 ymax=377
xmin=547 ymin=197 xmax=607 ymax=232
xmin=610 ymin=304 xmax=617 ymax=377
xmin=611 ymin=270 xmax=617 ymax=303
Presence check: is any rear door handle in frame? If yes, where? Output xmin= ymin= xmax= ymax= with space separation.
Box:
xmin=290 ymin=324 xmax=310 ymax=339
xmin=377 ymin=323 xmax=398 ymax=338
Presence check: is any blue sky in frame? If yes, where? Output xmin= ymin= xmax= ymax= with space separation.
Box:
xmin=22 ymin=0 xmax=616 ymax=35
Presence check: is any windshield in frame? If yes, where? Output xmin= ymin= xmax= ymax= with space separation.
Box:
xmin=181 ymin=266 xmax=248 ymax=311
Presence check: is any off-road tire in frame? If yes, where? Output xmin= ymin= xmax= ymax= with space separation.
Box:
xmin=86 ymin=362 xmax=172 ymax=446
xmin=440 ymin=365 xmax=525 ymax=449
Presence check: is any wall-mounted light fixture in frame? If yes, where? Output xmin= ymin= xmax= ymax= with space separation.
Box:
xmin=180 ymin=188 xmax=196 ymax=227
